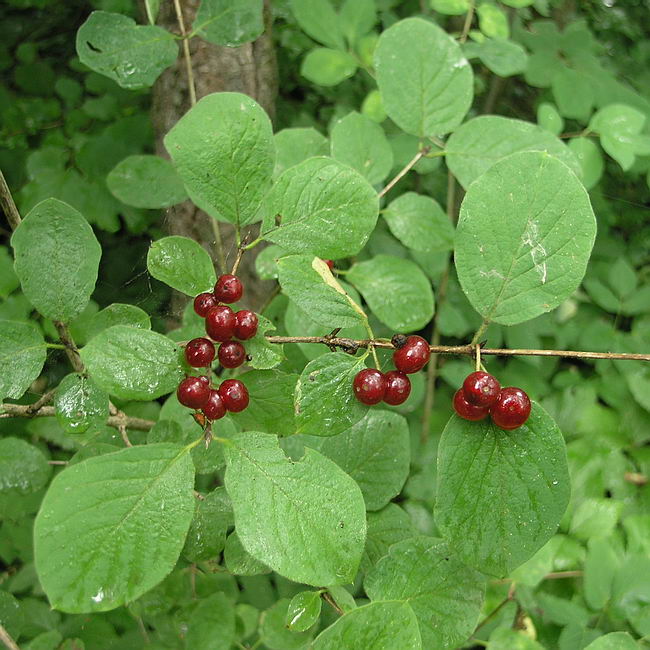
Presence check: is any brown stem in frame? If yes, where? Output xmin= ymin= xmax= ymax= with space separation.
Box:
xmin=0 ymin=624 xmax=20 ymax=650
xmin=378 ymin=147 xmax=431 ymax=199
xmin=321 ymin=591 xmax=344 ymax=616
xmin=624 ymin=472 xmax=648 ymax=486
xmin=173 ymin=0 xmax=197 ymax=106
xmin=26 ymin=388 xmax=56 ymax=414
xmin=53 ymin=321 xmax=85 ymax=373
xmin=263 ymin=336 xmax=650 ymax=362
xmin=459 ymin=0 xmax=475 ymax=43
xmin=0 ymin=404 xmax=155 ymax=431
xmin=0 ymin=169 xmax=21 ymax=231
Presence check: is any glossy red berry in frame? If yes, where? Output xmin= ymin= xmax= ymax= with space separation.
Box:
xmin=383 ymin=370 xmax=411 ymax=406
xmin=205 ymin=305 xmax=236 ymax=342
xmin=353 ymin=369 xmax=386 ymax=405
xmin=462 ymin=371 xmax=501 ymax=408
xmin=185 ymin=337 xmax=216 ymax=368
xmin=491 ymin=387 xmax=531 ymax=430
xmin=214 ymin=274 xmax=243 ymax=304
xmin=218 ymin=341 xmax=246 ymax=368
xmin=219 ymin=379 xmax=249 ymax=412
xmin=198 ymin=375 xmax=210 ymax=385
xmin=393 ymin=335 xmax=431 ymax=374
xmin=234 ymin=309 xmax=258 ymax=340
xmin=453 ymin=389 xmax=489 ymax=421
xmin=194 ymin=292 xmax=218 ymax=317
xmin=202 ymin=389 xmax=226 ymax=421
xmin=324 ymin=259 xmax=334 ymax=270
xmin=177 ymin=376 xmax=211 ymax=409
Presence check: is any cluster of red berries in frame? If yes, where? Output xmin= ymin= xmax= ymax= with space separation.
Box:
xmin=176 ymin=274 xmax=258 ymax=421
xmin=352 ymin=334 xmax=431 ymax=406
xmin=453 ymin=371 xmax=531 ymax=430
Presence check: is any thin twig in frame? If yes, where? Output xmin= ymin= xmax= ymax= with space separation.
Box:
xmin=53 ymin=321 xmax=85 ymax=373
xmin=118 ymin=423 xmax=133 ymax=447
xmin=48 ymin=460 xmax=68 ymax=466
xmin=460 ymin=0 xmax=476 ymax=43
xmin=378 ymin=147 xmax=431 ymax=199
xmin=0 ymin=404 xmax=155 ymax=431
xmin=321 ymin=591 xmax=344 ymax=616
xmin=173 ymin=0 xmax=197 ymax=106
xmin=231 ymin=242 xmax=246 ymax=276
xmin=0 ymin=169 xmax=22 ymax=231
xmin=0 ymin=624 xmax=20 ymax=650
xmin=26 ymin=388 xmax=56 ymax=414
xmin=473 ymin=594 xmax=513 ymax=634
xmin=263 ymin=336 xmax=650 ymax=362
xmin=624 ymin=472 xmax=648 ymax=486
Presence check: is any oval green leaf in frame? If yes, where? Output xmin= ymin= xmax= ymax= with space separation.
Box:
xmin=286 ymin=590 xmax=322 ymax=632
xmin=192 ymin=0 xmax=263 ymax=47
xmin=147 ymin=236 xmax=216 ymax=296
xmin=164 ymin=92 xmax=275 ymax=226
xmin=54 ymin=373 xmax=109 ymax=434
xmin=34 ymin=443 xmax=195 ymax=612
xmin=224 ymin=431 xmax=366 ymax=585
xmin=454 ymin=151 xmax=596 ymax=326
xmin=0 ymin=320 xmax=47 ymax=401
xmin=434 ymin=403 xmax=571 ymax=577
xmin=11 ymin=198 xmax=101 ymax=323
xmin=0 ymin=437 xmax=52 ymax=497
xmin=374 ymin=18 xmax=473 ymax=137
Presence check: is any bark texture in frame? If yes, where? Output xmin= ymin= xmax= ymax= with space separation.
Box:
xmin=150 ymin=0 xmax=277 ymax=314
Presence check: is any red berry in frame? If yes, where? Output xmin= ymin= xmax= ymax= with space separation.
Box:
xmin=393 ymin=335 xmax=430 ymax=374
xmin=202 ymin=389 xmax=226 ymax=421
xmin=198 ymin=375 xmax=210 ymax=385
xmin=462 ymin=371 xmax=501 ymax=408
xmin=185 ymin=337 xmax=216 ymax=368
xmin=490 ymin=387 xmax=531 ymax=430
xmin=219 ymin=379 xmax=249 ymax=412
xmin=453 ymin=389 xmax=489 ymax=421
xmin=324 ymin=259 xmax=334 ymax=270
xmin=353 ymin=369 xmax=386 ymax=405
xmin=194 ymin=292 xmax=218 ymax=317
xmin=177 ymin=376 xmax=211 ymax=409
xmin=214 ymin=274 xmax=243 ymax=304
xmin=234 ymin=309 xmax=258 ymax=340
xmin=205 ymin=305 xmax=236 ymax=342
xmin=218 ymin=341 xmax=246 ymax=368
xmin=383 ymin=370 xmax=411 ymax=406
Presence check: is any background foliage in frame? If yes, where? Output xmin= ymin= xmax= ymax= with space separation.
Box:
xmin=1 ymin=0 xmax=650 ymax=649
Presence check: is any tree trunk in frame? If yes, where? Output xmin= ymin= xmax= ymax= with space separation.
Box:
xmin=150 ymin=0 xmax=277 ymax=315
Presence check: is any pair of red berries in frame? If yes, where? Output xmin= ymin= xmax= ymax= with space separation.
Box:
xmin=453 ymin=371 xmax=531 ymax=430
xmin=177 ymin=375 xmax=249 ymax=420
xmin=352 ymin=335 xmax=431 ymax=406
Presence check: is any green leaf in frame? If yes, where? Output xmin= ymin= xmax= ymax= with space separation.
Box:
xmin=262 ymin=157 xmax=379 ymax=259
xmin=274 ymin=127 xmax=329 ymax=177
xmin=589 ymin=104 xmax=650 ymax=171
xmin=76 ymin=11 xmax=177 ymax=89
xmin=245 ymin=314 xmax=285 ymax=370
xmin=192 ymin=0 xmax=263 ymax=47
xmin=383 ymin=192 xmax=454 ymax=253
xmin=0 ymin=592 xmax=23 ymax=641
xmin=164 ymin=92 xmax=275 ymax=226
xmin=295 ymin=352 xmax=369 ymax=437
xmin=106 ymin=155 xmax=187 ymax=209
xmin=0 ymin=320 xmax=46 ymax=401
xmin=365 ymin=537 xmax=485 ymax=649
xmin=278 ymin=254 xmax=365 ymax=329
xmin=454 ymin=151 xmax=596 ymax=326
xmin=312 ymin=601 xmax=422 ymax=649
xmin=182 ymin=487 xmax=233 ymax=562
xmin=80 ymin=325 xmax=184 ymax=400
xmin=147 ymin=236 xmax=216 ymax=296
xmin=430 ymin=0 xmax=470 ymax=15
xmin=290 ymin=0 xmax=345 ymax=50
xmin=225 ymin=531 xmax=271 ymax=575
xmin=568 ymin=137 xmax=603 ymax=189
xmin=348 ymin=255 xmax=434 ymax=332
xmin=488 ymin=629 xmax=545 ymax=649
xmin=584 ymin=633 xmax=639 ymax=650
xmin=11 ymin=198 xmax=101 ymax=323
xmin=374 ymin=18 xmax=473 ymax=137
xmin=552 ymin=68 xmax=594 ymax=122
xmin=185 ymin=592 xmax=236 ymax=649
xmin=339 ymin=0 xmax=376 ymax=45
xmin=34 ymin=443 xmax=195 ymax=612
xmin=435 ymin=403 xmax=570 ymax=577
xmin=144 ymin=0 xmax=160 ymax=24
xmin=86 ymin=303 xmax=151 ymax=341
xmin=363 ymin=504 xmax=416 ymax=571
xmin=0 ymin=437 xmax=51 ymax=496
xmin=0 ymin=246 xmax=19 ymax=298
xmin=261 ymin=598 xmax=315 ymax=650
xmin=303 ymin=409 xmax=410 ymax=511
xmin=230 ymin=369 xmax=297 ymax=436
xmin=474 ymin=38 xmax=528 ymax=77
xmin=477 ymin=3 xmax=509 ymax=39
xmin=331 ymin=112 xmax=393 ymax=184
xmin=584 ymin=538 xmax=619 ymax=611
xmin=301 ymin=48 xmax=358 ymax=86
xmin=224 ymin=431 xmax=366 ymax=585
xmin=537 ymin=102 xmax=564 ymax=136
xmin=361 ymin=89 xmax=387 ymax=123
xmin=570 ymin=497 xmax=621 ymax=540
xmin=286 ymin=590 xmax=322 ymax=632
xmin=446 ymin=116 xmax=580 ymax=189
xmin=54 ymin=373 xmax=109 ymax=434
